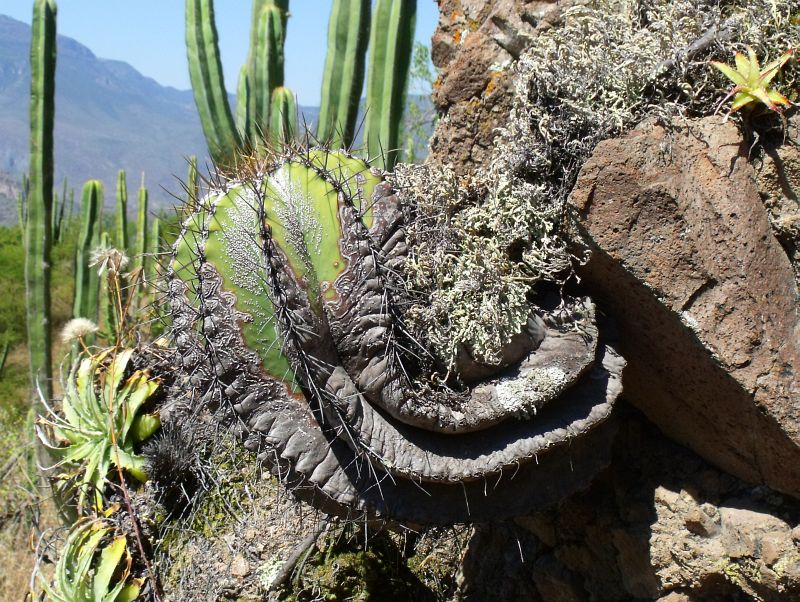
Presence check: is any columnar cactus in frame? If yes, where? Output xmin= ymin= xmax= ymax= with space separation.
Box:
xmin=116 ymin=169 xmax=128 ymax=250
xmin=169 ymin=149 xmax=624 ymax=524
xmin=73 ymin=180 xmax=102 ymax=323
xmin=135 ymin=178 xmax=148 ymax=275
xmin=317 ymin=0 xmax=371 ymax=148
xmin=365 ymin=0 xmax=416 ymax=169
xmin=26 ymin=0 xmax=57 ymax=401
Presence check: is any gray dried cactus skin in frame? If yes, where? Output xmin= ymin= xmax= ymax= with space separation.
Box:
xmin=168 ymin=149 xmax=625 ymax=523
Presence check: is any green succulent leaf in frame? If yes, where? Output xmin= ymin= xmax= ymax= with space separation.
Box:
xmin=711 ymin=47 xmax=794 ymax=116
xmin=131 ymin=413 xmax=161 ymax=442
xmin=40 ymin=347 xmax=160 ymax=512
xmin=41 ymin=520 xmax=142 ymax=602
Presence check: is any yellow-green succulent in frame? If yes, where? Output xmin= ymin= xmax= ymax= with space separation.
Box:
xmin=711 ymin=47 xmax=794 ymax=116
xmin=38 ymin=348 xmax=160 ymax=512
xmin=40 ymin=518 xmax=142 ymax=602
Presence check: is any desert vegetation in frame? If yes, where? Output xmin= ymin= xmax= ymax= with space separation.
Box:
xmin=2 ymin=0 xmax=799 ymax=600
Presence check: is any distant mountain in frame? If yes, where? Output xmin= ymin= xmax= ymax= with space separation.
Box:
xmin=0 ymin=14 xmax=433 ymax=226
xmin=0 ymin=14 xmax=212 ymax=221
xmin=0 ymin=15 xmax=312 ymax=223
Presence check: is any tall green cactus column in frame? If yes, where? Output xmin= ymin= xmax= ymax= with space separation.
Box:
xmin=365 ymin=0 xmax=416 ymax=170
xmin=26 ymin=0 xmax=57 ymax=400
xmin=250 ymin=3 xmax=286 ymax=143
xmin=186 ymin=0 xmax=242 ymax=168
xmin=116 ymin=169 xmax=128 ymax=250
xmin=73 ymin=180 xmax=102 ymax=323
xmin=317 ymin=0 xmax=370 ymax=148
xmin=135 ymin=177 xmax=149 ymax=276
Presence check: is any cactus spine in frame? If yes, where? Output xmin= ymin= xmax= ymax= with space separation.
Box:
xmin=73 ymin=180 xmax=102 ymax=323
xmin=186 ymin=0 xmax=242 ymax=167
xmin=115 ymin=169 xmax=128 ymax=250
xmin=365 ymin=0 xmax=416 ymax=170
xmin=317 ymin=0 xmax=370 ymax=148
xmin=26 ymin=0 xmax=57 ymax=400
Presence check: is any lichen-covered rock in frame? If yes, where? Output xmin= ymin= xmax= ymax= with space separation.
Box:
xmin=569 ymin=116 xmax=800 ymax=498
xmin=166 ymin=149 xmax=624 ymax=524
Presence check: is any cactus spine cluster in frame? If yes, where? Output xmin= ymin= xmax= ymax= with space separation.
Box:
xmin=317 ymin=0 xmax=370 ymax=148
xmin=26 ymin=0 xmax=57 ymax=400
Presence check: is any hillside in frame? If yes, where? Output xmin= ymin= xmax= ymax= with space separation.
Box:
xmin=0 ymin=14 xmax=430 ymax=225
xmin=0 ymin=14 xmax=212 ymax=219
xmin=0 ymin=15 xmax=321 ymax=223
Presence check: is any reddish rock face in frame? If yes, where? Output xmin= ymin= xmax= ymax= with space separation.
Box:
xmin=428 ymin=0 xmax=556 ymax=176
xmin=569 ymin=116 xmax=800 ymax=497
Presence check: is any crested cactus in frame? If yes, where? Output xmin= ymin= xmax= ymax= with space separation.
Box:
xmin=317 ymin=0 xmax=371 ymax=148
xmin=365 ymin=0 xmax=416 ymax=170
xmin=26 ymin=0 xmax=57 ymax=401
xmin=168 ymin=149 xmax=625 ymax=524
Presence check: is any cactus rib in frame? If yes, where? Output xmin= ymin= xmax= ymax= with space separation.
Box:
xmin=73 ymin=180 xmax=102 ymax=323
xmin=116 ymin=169 xmax=128 ymax=250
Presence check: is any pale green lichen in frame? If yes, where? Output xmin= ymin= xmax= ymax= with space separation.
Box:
xmin=395 ymin=0 xmax=799 ymax=370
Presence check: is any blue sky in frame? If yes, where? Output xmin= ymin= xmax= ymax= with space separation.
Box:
xmin=1 ymin=1 xmax=439 ymax=106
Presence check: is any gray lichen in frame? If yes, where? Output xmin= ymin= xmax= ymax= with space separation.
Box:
xmin=396 ymin=0 xmax=799 ymax=369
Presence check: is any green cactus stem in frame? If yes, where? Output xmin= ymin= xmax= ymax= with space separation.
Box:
xmin=72 ymin=180 xmax=102 ymax=324
xmin=269 ymin=86 xmax=296 ymax=144
xmin=186 ymin=0 xmax=241 ymax=168
xmin=149 ymin=216 xmax=161 ymax=280
xmin=135 ymin=177 xmax=148 ymax=276
xmin=51 ymin=176 xmax=67 ymax=244
xmin=317 ymin=0 xmax=370 ymax=148
xmin=364 ymin=0 xmax=416 ymax=170
xmin=236 ymin=64 xmax=251 ymax=142
xmin=115 ymin=169 xmax=128 ymax=250
xmin=249 ymin=3 xmax=286 ymax=145
xmin=26 ymin=0 xmax=56 ymax=401
xmin=169 ymin=148 xmax=624 ymax=523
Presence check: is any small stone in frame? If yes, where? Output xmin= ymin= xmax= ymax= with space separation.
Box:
xmin=231 ymin=555 xmax=251 ymax=578
xmin=684 ymin=508 xmax=719 ymax=537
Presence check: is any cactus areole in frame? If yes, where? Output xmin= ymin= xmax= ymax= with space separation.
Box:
xmin=169 ymin=150 xmax=625 ymax=524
